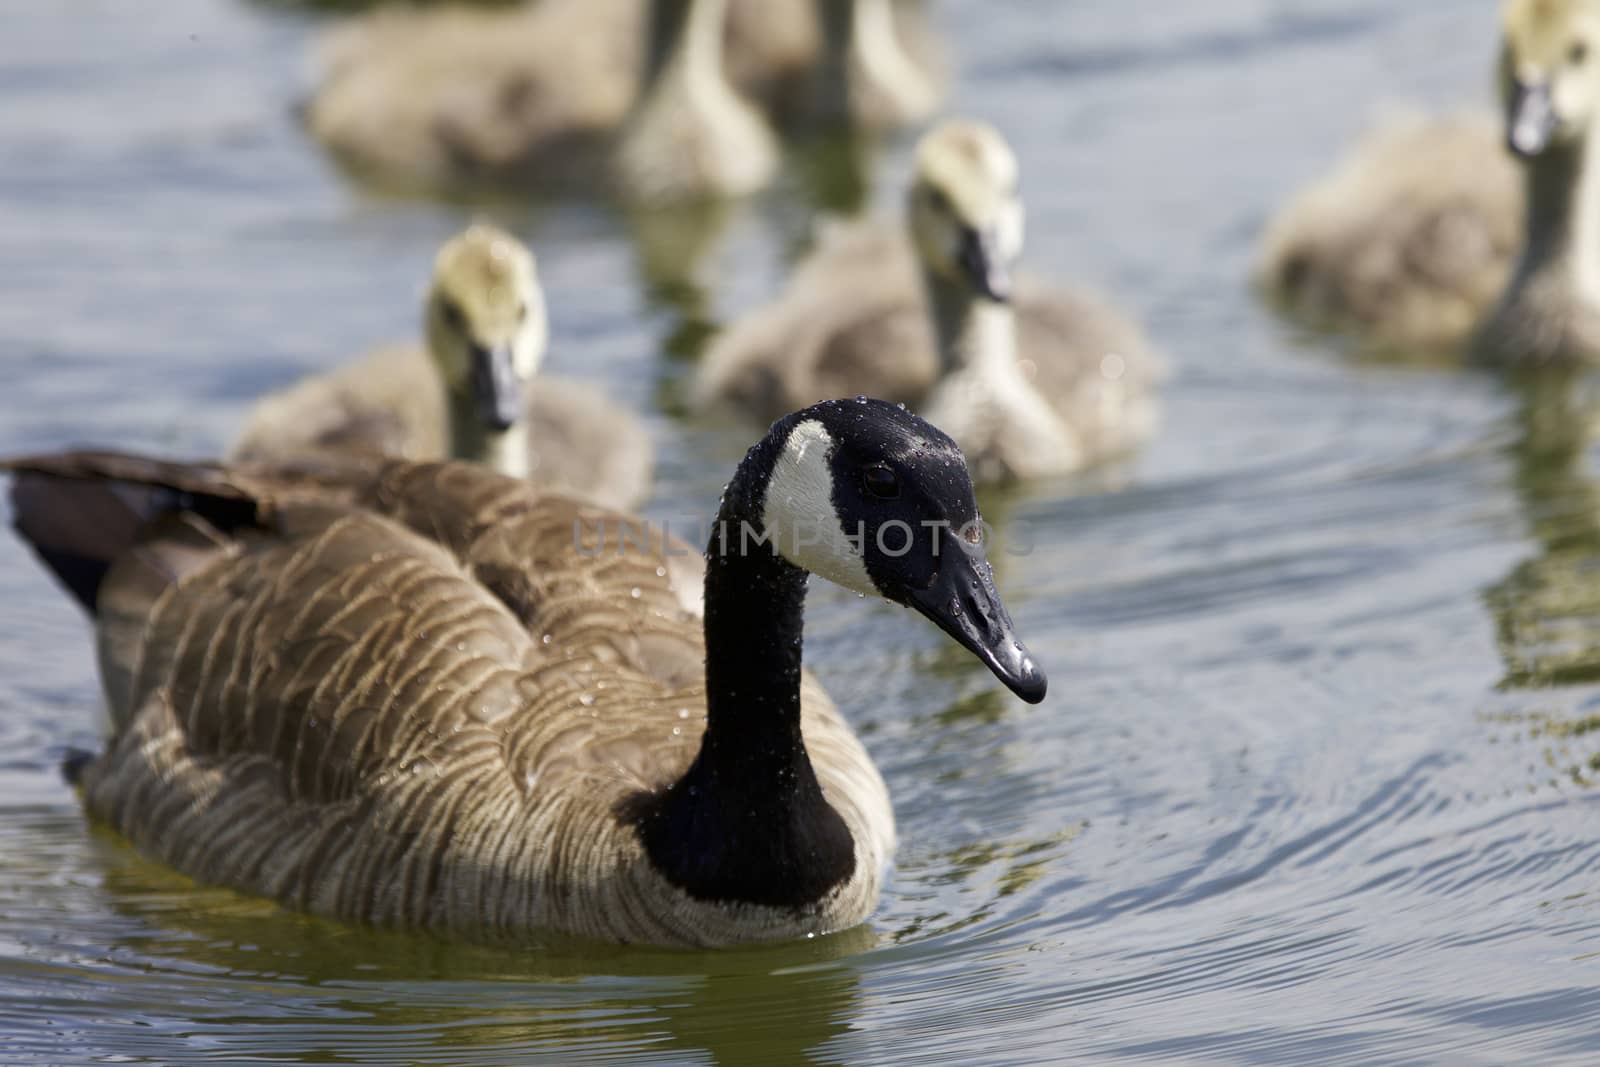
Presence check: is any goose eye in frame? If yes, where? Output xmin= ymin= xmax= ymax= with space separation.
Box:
xmin=861 ymin=463 xmax=901 ymax=500
xmin=440 ymin=297 xmax=467 ymax=334
xmin=924 ymin=186 xmax=951 ymax=214
xmin=1572 ymin=40 xmax=1590 ymax=65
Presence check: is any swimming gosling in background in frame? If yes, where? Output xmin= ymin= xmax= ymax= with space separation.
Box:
xmin=1475 ymin=0 xmax=1600 ymax=362
xmin=305 ymin=0 xmax=791 ymax=198
xmin=233 ymin=225 xmax=653 ymax=511
xmin=5 ymin=400 xmax=1045 ymax=946
xmin=1259 ymin=0 xmax=1600 ymax=364
xmin=303 ymin=0 xmax=640 ymax=191
xmin=694 ymin=118 xmax=1161 ymax=483
xmin=612 ymin=0 xmax=779 ymax=203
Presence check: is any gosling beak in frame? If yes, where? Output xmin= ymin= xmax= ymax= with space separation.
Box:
xmin=904 ymin=547 xmax=1047 ymax=704
xmin=1508 ymin=81 xmax=1558 ymax=159
xmin=470 ymin=343 xmax=522 ymax=432
xmin=956 ymin=226 xmax=1013 ymax=304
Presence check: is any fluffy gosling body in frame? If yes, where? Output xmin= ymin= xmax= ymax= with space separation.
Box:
xmin=5 ymin=401 xmax=1045 ymax=946
xmin=304 ymin=0 xmax=640 ymax=191
xmin=1259 ymin=0 xmax=1600 ymax=364
xmin=233 ymin=225 xmax=653 ymax=511
xmin=694 ymin=119 xmax=1160 ymax=484
xmin=306 ymin=0 xmax=786 ymax=198
xmin=1257 ymin=115 xmax=1518 ymax=352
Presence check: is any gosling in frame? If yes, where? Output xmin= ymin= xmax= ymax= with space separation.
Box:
xmin=233 ymin=225 xmax=653 ymax=511
xmin=1259 ymin=0 xmax=1600 ymax=365
xmin=694 ymin=118 xmax=1161 ymax=483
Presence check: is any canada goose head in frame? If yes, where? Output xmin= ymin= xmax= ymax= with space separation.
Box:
xmin=423 ymin=225 xmax=547 ymax=433
xmin=636 ymin=398 xmax=1043 ymax=915
xmin=1500 ymin=0 xmax=1600 ymax=158
xmin=749 ymin=398 xmax=1046 ymax=701
xmin=906 ymin=119 xmax=1024 ymax=304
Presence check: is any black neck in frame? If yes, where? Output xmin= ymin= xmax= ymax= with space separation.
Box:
xmin=921 ymin=264 xmax=980 ymax=373
xmin=643 ymin=0 xmax=694 ymax=88
xmin=447 ymin=386 xmax=490 ymax=461
xmin=626 ymin=423 xmax=856 ymax=909
xmin=811 ymin=0 xmax=855 ymax=123
xmin=1519 ymin=139 xmax=1588 ymax=282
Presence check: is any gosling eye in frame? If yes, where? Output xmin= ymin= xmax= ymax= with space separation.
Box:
xmin=439 ymin=297 xmax=467 ymax=334
xmin=861 ymin=463 xmax=901 ymax=500
xmin=1572 ymin=39 xmax=1590 ymax=65
xmin=924 ymin=186 xmax=951 ymax=215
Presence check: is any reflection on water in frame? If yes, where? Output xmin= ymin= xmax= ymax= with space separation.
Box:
xmin=629 ymin=126 xmax=879 ymax=412
xmin=8 ymin=0 xmax=1600 ymax=1063
xmin=786 ymin=128 xmax=877 ymax=219
xmin=1482 ymin=372 xmax=1600 ymax=787
xmin=6 ymin=809 xmax=874 ymax=1066
xmin=627 ymin=197 xmax=739 ymax=375
xmin=1487 ymin=373 xmax=1600 ymax=688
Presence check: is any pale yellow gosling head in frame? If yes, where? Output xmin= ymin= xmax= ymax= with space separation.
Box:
xmin=424 ymin=224 xmax=547 ymax=432
xmin=1500 ymin=0 xmax=1600 ymax=157
xmin=907 ymin=118 xmax=1025 ymax=303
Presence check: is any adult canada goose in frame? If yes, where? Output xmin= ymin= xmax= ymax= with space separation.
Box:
xmin=233 ymin=225 xmax=653 ymax=512
xmin=1258 ymin=0 xmax=1600 ymax=364
xmin=303 ymin=0 xmax=804 ymax=197
xmin=5 ymin=399 xmax=1047 ymax=946
xmin=694 ymin=119 xmax=1160 ymax=483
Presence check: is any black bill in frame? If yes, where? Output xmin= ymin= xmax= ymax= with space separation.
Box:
xmin=956 ymin=226 xmax=1013 ymax=304
xmin=1508 ymin=81 xmax=1558 ymax=158
xmin=470 ymin=343 xmax=522 ymax=432
xmin=905 ymin=548 xmax=1047 ymax=704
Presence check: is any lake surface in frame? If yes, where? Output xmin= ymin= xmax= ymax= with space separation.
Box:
xmin=4 ymin=0 xmax=1600 ymax=1063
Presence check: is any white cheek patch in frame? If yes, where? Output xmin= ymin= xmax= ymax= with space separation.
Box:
xmin=515 ymin=293 xmax=549 ymax=379
xmin=762 ymin=419 xmax=878 ymax=597
xmin=999 ymin=199 xmax=1026 ymax=260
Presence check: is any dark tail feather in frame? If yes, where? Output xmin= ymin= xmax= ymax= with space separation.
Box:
xmin=3 ymin=451 xmax=261 ymax=615
xmin=11 ymin=472 xmax=147 ymax=612
xmin=60 ymin=747 xmax=96 ymax=786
